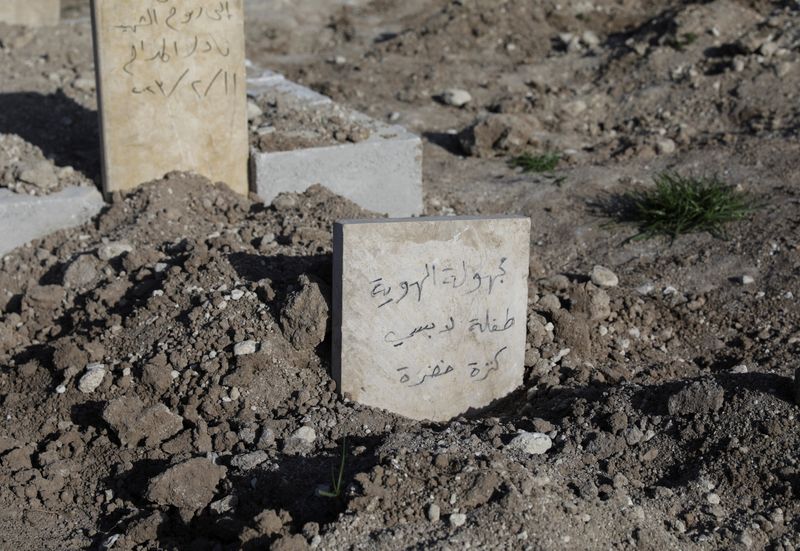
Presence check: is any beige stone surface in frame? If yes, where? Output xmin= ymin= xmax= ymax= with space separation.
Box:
xmin=91 ymin=0 xmax=248 ymax=195
xmin=0 ymin=0 xmax=60 ymax=26
xmin=333 ymin=216 xmax=531 ymax=422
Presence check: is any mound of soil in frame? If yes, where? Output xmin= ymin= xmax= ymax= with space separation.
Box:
xmin=2 ymin=0 xmax=800 ymax=549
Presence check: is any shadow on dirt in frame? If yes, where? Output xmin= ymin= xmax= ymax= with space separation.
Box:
xmin=422 ymin=131 xmax=464 ymax=156
xmin=94 ymin=435 xmax=384 ymax=550
xmin=0 ymin=90 xmax=100 ymax=183
xmin=228 ymin=252 xmax=332 ymax=287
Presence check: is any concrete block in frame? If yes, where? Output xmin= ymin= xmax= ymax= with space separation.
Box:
xmin=333 ymin=215 xmax=531 ymax=421
xmin=0 ymin=186 xmax=105 ymax=256
xmin=247 ymin=69 xmax=423 ymax=217
xmin=0 ymin=0 xmax=60 ymax=27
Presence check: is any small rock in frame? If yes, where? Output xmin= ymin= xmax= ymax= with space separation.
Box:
xmin=707 ymin=492 xmax=721 ymax=505
xmin=449 ymin=513 xmax=467 ymax=528
xmin=740 ymin=275 xmax=755 ymax=285
xmin=280 ymin=275 xmax=330 ymax=351
xmin=607 ymin=411 xmax=628 ymax=433
xmin=97 ymin=241 xmax=133 ymax=261
xmin=141 ymin=361 xmax=173 ymax=393
xmin=256 ymin=427 xmax=276 ymax=450
xmin=2 ymin=446 xmax=33 ymax=471
xmin=759 ymin=41 xmax=778 ymax=57
xmin=272 ymin=193 xmax=298 ymax=210
xmin=427 ymin=503 xmax=441 ymax=522
xmin=507 ymin=431 xmax=553 ymax=455
xmin=103 ymin=396 xmax=184 ymax=448
xmin=581 ymin=30 xmax=600 ymax=47
xmin=78 ymin=363 xmax=106 ymax=393
xmin=561 ymin=99 xmax=587 ymax=118
xmin=440 ymin=89 xmax=472 ymax=107
xmin=290 ymin=426 xmax=316 ymax=446
xmin=230 ymin=450 xmax=269 ymax=470
xmin=284 ymin=426 xmax=317 ymax=454
xmin=210 ymin=495 xmax=237 ymax=515
xmin=146 ymin=458 xmax=227 ymax=523
xmin=72 ymin=77 xmax=95 ymax=92
xmin=238 ymin=426 xmax=257 ymax=444
xmin=457 ymin=113 xmax=538 ymax=157
xmin=233 ymin=340 xmax=258 ymax=356
xmin=591 ymin=265 xmax=619 ymax=288
xmin=730 ymin=364 xmax=748 ymax=374
xmin=536 ymin=293 xmax=561 ymax=313
xmin=636 ymin=282 xmax=654 ymax=295
xmin=253 ymin=509 xmax=284 ymax=536
xmin=655 ymin=138 xmax=676 ymax=155
xmin=17 ymin=160 xmax=58 ymax=189
xmin=623 ymin=427 xmax=644 ymax=446
xmin=62 ymin=255 xmax=99 ymax=289
xmin=247 ymin=100 xmax=263 ymax=121
xmin=51 ymin=340 xmax=89 ymax=372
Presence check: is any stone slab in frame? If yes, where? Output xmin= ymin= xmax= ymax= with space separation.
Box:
xmin=0 ymin=0 xmax=60 ymax=27
xmin=0 ymin=186 xmax=105 ymax=257
xmin=91 ymin=0 xmax=248 ymax=195
xmin=333 ymin=216 xmax=531 ymax=421
xmin=248 ymin=69 xmax=423 ymax=217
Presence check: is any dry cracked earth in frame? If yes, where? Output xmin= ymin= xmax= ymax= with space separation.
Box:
xmin=1 ymin=0 xmax=800 ymax=550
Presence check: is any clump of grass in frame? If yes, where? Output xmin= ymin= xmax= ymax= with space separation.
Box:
xmin=611 ymin=173 xmax=756 ymax=240
xmin=667 ymin=32 xmax=698 ymax=52
xmin=508 ymin=152 xmax=560 ymax=173
xmin=318 ymin=438 xmax=347 ymax=499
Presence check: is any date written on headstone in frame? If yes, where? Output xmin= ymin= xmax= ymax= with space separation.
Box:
xmin=91 ymin=0 xmax=248 ymax=194
xmin=333 ymin=216 xmax=531 ymax=422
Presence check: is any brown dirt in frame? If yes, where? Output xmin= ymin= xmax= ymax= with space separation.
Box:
xmin=1 ymin=1 xmax=800 ymax=550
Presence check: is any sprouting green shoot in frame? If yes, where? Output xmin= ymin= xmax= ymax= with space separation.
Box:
xmin=611 ymin=172 xmax=757 ymax=240
xmin=318 ymin=438 xmax=347 ymax=499
xmin=508 ymin=152 xmax=560 ymax=173
xmin=668 ymin=32 xmax=698 ymax=51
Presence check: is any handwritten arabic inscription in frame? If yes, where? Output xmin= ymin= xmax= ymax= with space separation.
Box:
xmin=333 ymin=216 xmax=531 ymax=422
xmin=91 ymin=0 xmax=248 ymax=194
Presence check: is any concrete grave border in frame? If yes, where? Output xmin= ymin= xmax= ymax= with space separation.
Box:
xmin=0 ymin=187 xmax=105 ymax=257
xmin=247 ymin=67 xmax=423 ymax=217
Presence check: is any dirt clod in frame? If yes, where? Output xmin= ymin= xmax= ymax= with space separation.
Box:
xmin=145 ymin=457 xmax=227 ymax=523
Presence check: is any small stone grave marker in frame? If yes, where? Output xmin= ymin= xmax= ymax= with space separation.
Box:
xmin=91 ymin=0 xmax=248 ymax=194
xmin=333 ymin=216 xmax=531 ymax=421
xmin=0 ymin=0 xmax=60 ymax=26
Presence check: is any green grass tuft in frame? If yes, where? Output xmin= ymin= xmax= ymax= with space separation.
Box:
xmin=508 ymin=152 xmax=561 ymax=173
xmin=318 ymin=438 xmax=347 ymax=499
xmin=611 ymin=173 xmax=757 ymax=240
xmin=667 ymin=32 xmax=698 ymax=52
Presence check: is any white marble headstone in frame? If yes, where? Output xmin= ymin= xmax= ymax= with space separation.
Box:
xmin=333 ymin=216 xmax=531 ymax=421
xmin=91 ymin=0 xmax=248 ymax=194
